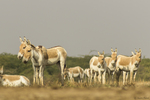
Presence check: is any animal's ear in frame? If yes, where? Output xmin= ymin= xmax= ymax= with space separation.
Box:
xmin=111 ymin=48 xmax=113 ymax=53
xmin=135 ymin=48 xmax=138 ymax=53
xmin=139 ymin=48 xmax=142 ymax=53
xmin=31 ymin=44 xmax=36 ymax=49
xmin=102 ymin=51 xmax=105 ymax=55
xmin=115 ymin=48 xmax=117 ymax=53
xmin=0 ymin=66 xmax=3 ymax=75
xmin=64 ymin=66 xmax=67 ymax=71
xmin=27 ymin=39 xmax=31 ymax=45
xmin=19 ymin=37 xmax=23 ymax=43
xmin=131 ymin=51 xmax=135 ymax=56
xmin=98 ymin=52 xmax=101 ymax=56
xmin=24 ymin=36 xmax=27 ymax=42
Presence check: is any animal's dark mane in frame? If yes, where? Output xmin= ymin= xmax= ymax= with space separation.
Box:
xmin=38 ymin=45 xmax=43 ymax=48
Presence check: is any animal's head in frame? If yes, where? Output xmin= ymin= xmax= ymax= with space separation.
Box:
xmin=63 ymin=71 xmax=69 ymax=80
xmin=17 ymin=37 xmax=28 ymax=60
xmin=22 ymin=39 xmax=36 ymax=64
xmin=132 ymin=48 xmax=142 ymax=64
xmin=111 ymin=48 xmax=117 ymax=66
xmin=0 ymin=66 xmax=3 ymax=75
xmin=98 ymin=51 xmax=105 ymax=67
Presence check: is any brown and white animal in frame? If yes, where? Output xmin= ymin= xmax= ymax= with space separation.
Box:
xmin=0 ymin=66 xmax=30 ymax=87
xmin=122 ymin=52 xmax=135 ymax=85
xmin=89 ymin=51 xmax=106 ymax=84
xmin=105 ymin=48 xmax=117 ymax=84
xmin=17 ymin=37 xmax=67 ymax=86
xmin=84 ymin=68 xmax=95 ymax=83
xmin=64 ymin=66 xmax=84 ymax=83
xmin=115 ymin=49 xmax=142 ymax=86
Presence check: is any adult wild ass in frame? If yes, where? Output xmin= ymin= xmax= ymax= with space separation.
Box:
xmin=64 ymin=66 xmax=84 ymax=83
xmin=115 ymin=49 xmax=142 ymax=86
xmin=105 ymin=48 xmax=117 ymax=84
xmin=122 ymin=52 xmax=139 ymax=85
xmin=0 ymin=66 xmax=30 ymax=87
xmin=89 ymin=51 xmax=106 ymax=84
xmin=17 ymin=37 xmax=67 ymax=86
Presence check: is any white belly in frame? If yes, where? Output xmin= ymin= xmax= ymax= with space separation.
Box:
xmin=2 ymin=79 xmax=22 ymax=87
xmin=73 ymin=73 xmax=80 ymax=77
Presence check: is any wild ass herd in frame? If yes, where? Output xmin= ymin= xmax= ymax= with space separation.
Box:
xmin=0 ymin=37 xmax=142 ymax=87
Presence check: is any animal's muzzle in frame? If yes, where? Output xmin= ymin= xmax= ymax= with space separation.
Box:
xmin=17 ymin=52 xmax=23 ymax=60
xmin=18 ymin=56 xmax=23 ymax=60
xmin=23 ymin=60 xmax=28 ymax=64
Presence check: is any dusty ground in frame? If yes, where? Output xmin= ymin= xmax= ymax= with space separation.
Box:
xmin=0 ymin=82 xmax=150 ymax=100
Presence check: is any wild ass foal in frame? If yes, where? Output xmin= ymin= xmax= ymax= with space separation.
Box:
xmin=89 ymin=51 xmax=106 ymax=84
xmin=105 ymin=48 xmax=117 ymax=84
xmin=115 ymin=49 xmax=142 ymax=86
xmin=0 ymin=66 xmax=30 ymax=87
xmin=84 ymin=68 xmax=95 ymax=83
xmin=18 ymin=37 xmax=67 ymax=86
xmin=64 ymin=66 xmax=84 ymax=83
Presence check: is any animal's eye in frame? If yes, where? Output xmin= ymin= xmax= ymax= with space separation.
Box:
xmin=23 ymin=46 xmax=26 ymax=49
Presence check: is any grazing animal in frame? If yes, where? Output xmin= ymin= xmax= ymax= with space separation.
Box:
xmin=105 ymin=48 xmax=117 ymax=84
xmin=84 ymin=68 xmax=95 ymax=83
xmin=17 ymin=37 xmax=67 ymax=86
xmin=89 ymin=51 xmax=106 ymax=84
xmin=116 ymin=49 xmax=142 ymax=86
xmin=0 ymin=66 xmax=30 ymax=87
xmin=64 ymin=66 xmax=84 ymax=83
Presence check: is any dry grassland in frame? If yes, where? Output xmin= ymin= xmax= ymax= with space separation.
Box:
xmin=0 ymin=81 xmax=150 ymax=100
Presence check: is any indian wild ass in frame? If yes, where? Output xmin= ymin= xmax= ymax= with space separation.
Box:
xmin=115 ymin=49 xmax=142 ymax=86
xmin=84 ymin=68 xmax=95 ymax=83
xmin=89 ymin=51 xmax=106 ymax=84
xmin=64 ymin=66 xmax=84 ymax=83
xmin=105 ymin=48 xmax=117 ymax=84
xmin=17 ymin=37 xmax=67 ymax=86
xmin=0 ymin=66 xmax=30 ymax=87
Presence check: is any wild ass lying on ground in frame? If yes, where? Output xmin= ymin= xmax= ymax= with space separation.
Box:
xmin=115 ymin=49 xmax=142 ymax=86
xmin=89 ymin=51 xmax=106 ymax=84
xmin=17 ymin=37 xmax=67 ymax=86
xmin=105 ymin=48 xmax=117 ymax=84
xmin=64 ymin=66 xmax=84 ymax=83
xmin=0 ymin=66 xmax=30 ymax=87
xmin=84 ymin=68 xmax=95 ymax=83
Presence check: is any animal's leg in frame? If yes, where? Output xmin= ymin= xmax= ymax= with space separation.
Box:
xmin=123 ymin=71 xmax=126 ymax=85
xmin=21 ymin=76 xmax=30 ymax=86
xmin=116 ymin=70 xmax=121 ymax=86
xmin=126 ymin=72 xmax=128 ymax=83
xmin=94 ymin=72 xmax=97 ymax=83
xmin=39 ymin=66 xmax=45 ymax=86
xmin=130 ymin=70 xmax=133 ymax=84
xmin=90 ymin=69 xmax=93 ymax=83
xmin=112 ymin=71 xmax=115 ymax=84
xmin=35 ymin=67 xmax=40 ymax=85
xmin=98 ymin=69 xmax=101 ymax=83
xmin=102 ymin=71 xmax=106 ymax=84
xmin=108 ymin=70 xmax=110 ymax=84
xmin=133 ymin=71 xmax=137 ymax=83
xmin=32 ymin=65 xmax=36 ymax=85
xmin=60 ymin=61 xmax=65 ymax=86
xmin=84 ymin=73 xmax=87 ymax=82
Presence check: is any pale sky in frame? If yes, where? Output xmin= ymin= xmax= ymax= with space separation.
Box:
xmin=0 ymin=0 xmax=150 ymax=58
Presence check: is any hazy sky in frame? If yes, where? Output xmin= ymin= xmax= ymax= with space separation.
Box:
xmin=0 ymin=0 xmax=150 ymax=58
